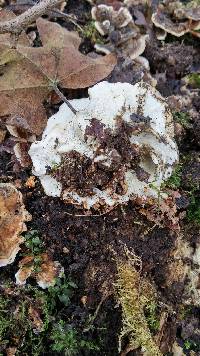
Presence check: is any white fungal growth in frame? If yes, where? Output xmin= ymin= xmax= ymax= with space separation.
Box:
xmin=29 ymin=81 xmax=179 ymax=211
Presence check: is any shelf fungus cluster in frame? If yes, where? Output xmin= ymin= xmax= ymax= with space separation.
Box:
xmin=0 ymin=183 xmax=31 ymax=267
xmin=15 ymin=254 xmax=64 ymax=289
xmin=29 ymin=81 xmax=179 ymax=212
xmin=91 ymin=3 xmax=148 ymax=59
xmin=152 ymin=0 xmax=200 ymax=38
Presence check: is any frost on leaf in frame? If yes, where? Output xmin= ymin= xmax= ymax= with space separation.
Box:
xmin=0 ymin=183 xmax=31 ymax=267
xmin=29 ymin=81 xmax=179 ymax=212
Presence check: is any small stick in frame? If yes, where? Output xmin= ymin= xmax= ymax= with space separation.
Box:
xmin=0 ymin=0 xmax=62 ymax=34
xmin=83 ymin=293 xmax=108 ymax=333
xmin=54 ymin=86 xmax=77 ymax=115
xmin=51 ymin=9 xmax=83 ymax=32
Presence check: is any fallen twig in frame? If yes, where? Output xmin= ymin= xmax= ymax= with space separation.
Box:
xmin=51 ymin=9 xmax=83 ymax=32
xmin=0 ymin=0 xmax=62 ymax=34
xmin=54 ymin=86 xmax=77 ymax=115
xmin=83 ymin=293 xmax=109 ymax=333
xmin=5 ymin=4 xmax=84 ymax=32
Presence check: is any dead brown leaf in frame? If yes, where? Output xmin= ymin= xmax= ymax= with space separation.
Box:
xmin=0 ymin=12 xmax=116 ymax=135
xmin=25 ymin=175 xmax=36 ymax=188
xmin=6 ymin=347 xmax=17 ymax=356
xmin=139 ymin=192 xmax=180 ymax=232
xmin=28 ymin=305 xmax=44 ymax=333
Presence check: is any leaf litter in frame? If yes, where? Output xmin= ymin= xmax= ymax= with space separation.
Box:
xmin=0 ymin=11 xmax=116 ymax=135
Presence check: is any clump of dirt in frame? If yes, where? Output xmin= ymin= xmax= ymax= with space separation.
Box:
xmin=23 ymin=178 xmax=178 ymax=305
xmin=51 ymin=121 xmax=140 ymax=198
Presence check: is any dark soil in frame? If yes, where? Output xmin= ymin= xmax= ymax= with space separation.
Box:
xmin=51 ymin=120 xmax=146 ymax=202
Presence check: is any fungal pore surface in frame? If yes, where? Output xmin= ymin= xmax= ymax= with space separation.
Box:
xmin=29 ymin=81 xmax=179 ymax=211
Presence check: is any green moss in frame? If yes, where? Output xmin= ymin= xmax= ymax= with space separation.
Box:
xmin=0 ymin=292 xmax=47 ymax=356
xmin=50 ymin=320 xmax=99 ymax=355
xmin=48 ymin=277 xmax=77 ymax=309
xmin=116 ymin=255 xmax=162 ymax=355
xmin=24 ymin=230 xmax=44 ymax=255
xmin=144 ymin=302 xmax=160 ymax=334
xmin=0 ymin=276 xmax=78 ymax=355
xmin=0 ymin=296 xmax=11 ymax=344
xmin=81 ymin=20 xmax=106 ymax=44
xmin=50 ymin=322 xmax=78 ymax=354
xmin=179 ymin=305 xmax=193 ymax=320
xmin=23 ymin=230 xmax=45 ymax=271
xmin=173 ymin=111 xmax=191 ymax=129
xmin=165 ymin=164 xmax=182 ymax=189
xmin=187 ymin=73 xmax=200 ymax=88
xmin=0 ymin=261 xmax=111 ymax=355
xmin=187 ymin=194 xmax=200 ymax=224
xmin=184 ymin=339 xmax=200 ymax=352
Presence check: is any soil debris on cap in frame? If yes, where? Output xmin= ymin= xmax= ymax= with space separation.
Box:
xmin=29 ymin=81 xmax=179 ymax=213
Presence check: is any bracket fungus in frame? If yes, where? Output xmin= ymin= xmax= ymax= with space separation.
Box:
xmin=92 ymin=4 xmax=132 ymax=35
xmin=29 ymin=81 xmax=178 ymax=212
xmin=91 ymin=4 xmax=148 ymax=59
xmin=0 ymin=183 xmax=31 ymax=267
xmin=152 ymin=1 xmax=200 ymax=38
xmin=15 ymin=254 xmax=64 ymax=289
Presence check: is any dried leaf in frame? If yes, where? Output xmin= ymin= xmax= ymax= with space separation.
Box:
xmin=139 ymin=192 xmax=180 ymax=231
xmin=0 ymin=14 xmax=116 ymax=135
xmin=25 ymin=176 xmax=36 ymax=188
xmin=28 ymin=305 xmax=44 ymax=333
xmin=6 ymin=347 xmax=17 ymax=356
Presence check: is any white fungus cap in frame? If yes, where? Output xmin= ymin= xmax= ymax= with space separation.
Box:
xmin=29 ymin=81 xmax=179 ymax=210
